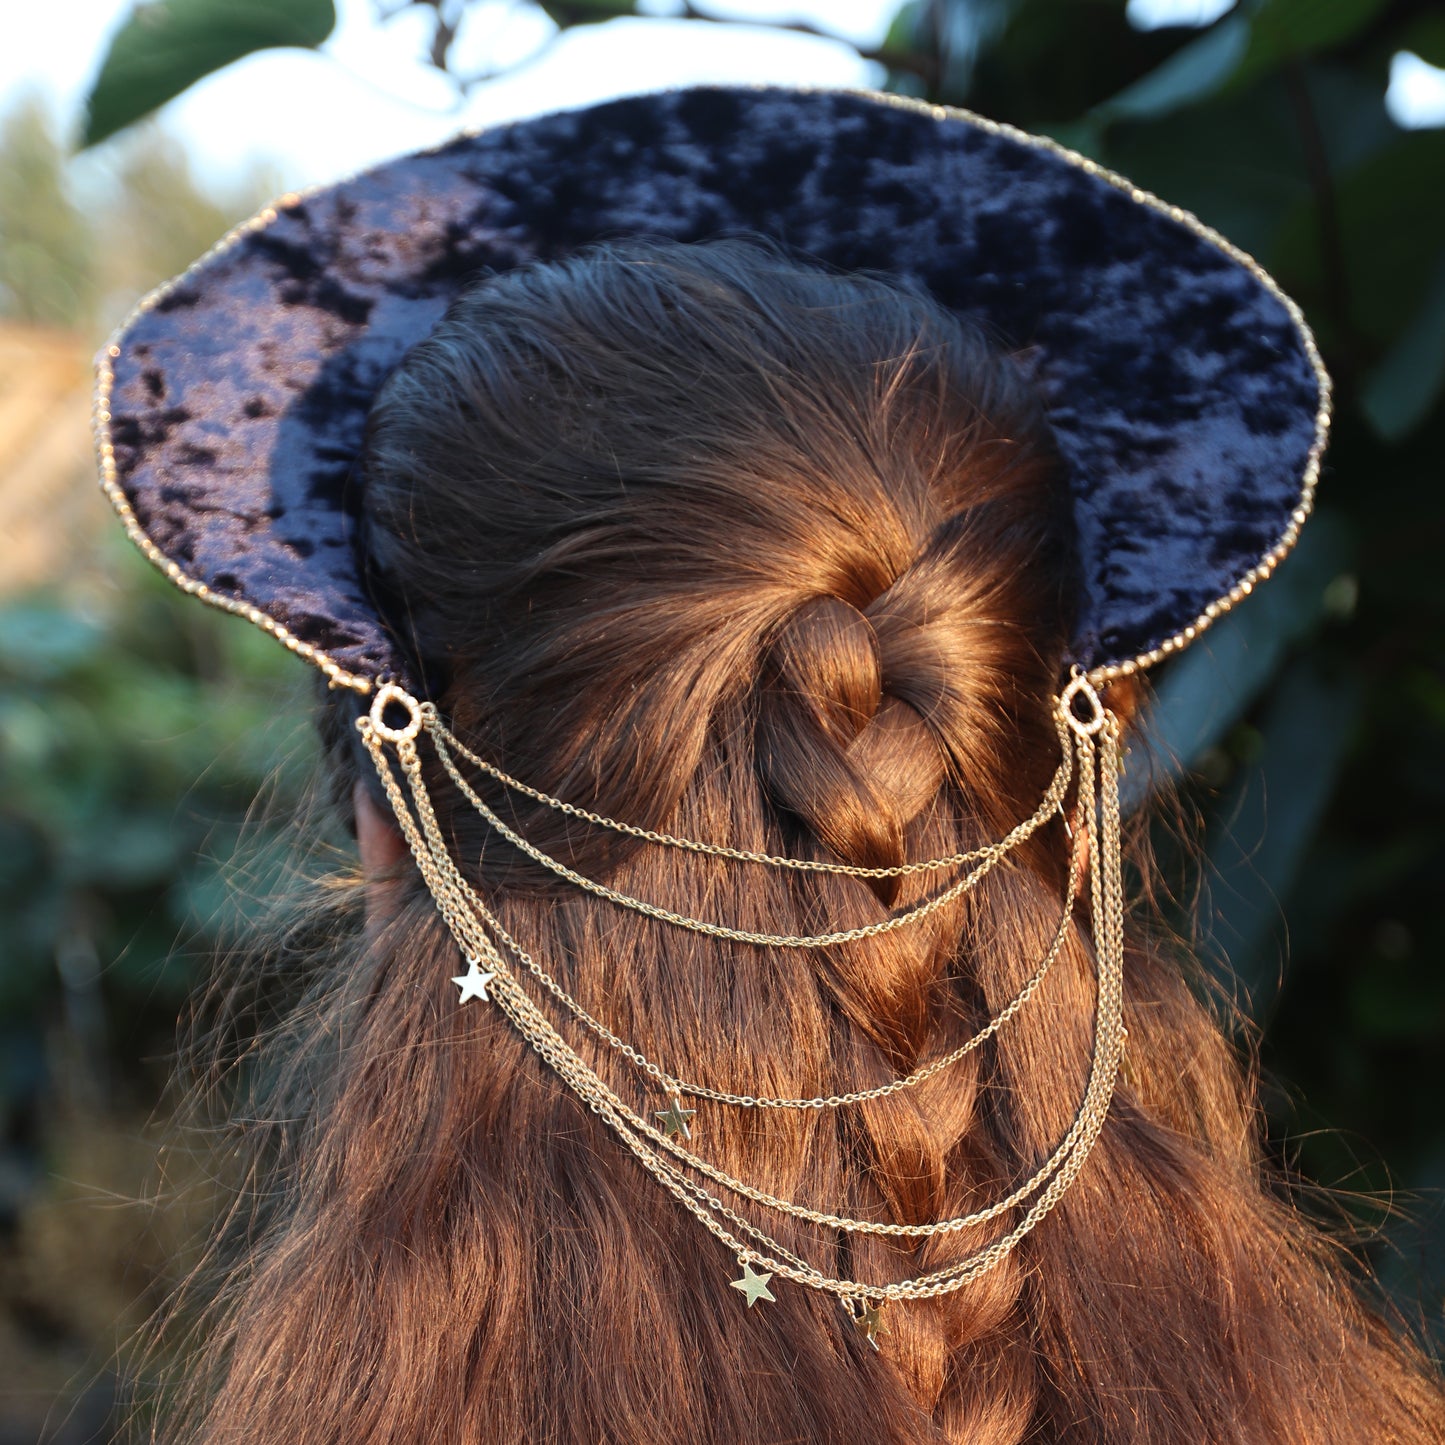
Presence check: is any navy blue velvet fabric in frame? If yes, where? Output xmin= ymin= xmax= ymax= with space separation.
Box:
xmin=106 ymin=86 xmax=1322 ymax=683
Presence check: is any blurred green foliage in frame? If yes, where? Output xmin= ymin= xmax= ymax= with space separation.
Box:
xmin=20 ymin=0 xmax=1445 ymax=1364
xmin=0 ymin=95 xmax=280 ymax=333
xmin=0 ymin=103 xmax=303 ymax=1435
xmin=0 ymin=103 xmax=294 ymax=1086
xmin=0 ymin=543 xmax=312 ymax=1050
xmin=0 ymin=100 xmax=96 ymax=326
xmin=0 ymin=537 xmax=316 ymax=1438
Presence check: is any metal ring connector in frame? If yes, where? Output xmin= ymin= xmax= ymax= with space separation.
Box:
xmin=1060 ymin=672 xmax=1107 ymax=738
xmin=369 ymin=682 xmax=424 ymax=744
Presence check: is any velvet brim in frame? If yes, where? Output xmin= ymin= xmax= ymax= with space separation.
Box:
xmin=97 ymin=86 xmax=1328 ymax=692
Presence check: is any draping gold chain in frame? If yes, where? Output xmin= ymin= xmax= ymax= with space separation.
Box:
xmin=355 ymin=674 xmax=1126 ymax=1306
xmin=386 ymin=728 xmax=1111 ymax=1237
xmin=364 ymin=680 xmax=1083 ymax=1113
xmin=460 ymin=826 xmax=1083 ymax=1110
xmin=426 ymin=725 xmax=1069 ymax=949
xmin=424 ymin=702 xmax=1074 ymax=879
xmin=361 ymin=717 xmax=1113 ymax=1264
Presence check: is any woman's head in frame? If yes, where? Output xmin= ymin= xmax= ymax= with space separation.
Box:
xmin=304 ymin=238 xmax=1098 ymax=1435
xmin=170 ymin=240 xmax=1442 ymax=1445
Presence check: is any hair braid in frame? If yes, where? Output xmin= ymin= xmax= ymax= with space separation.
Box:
xmin=757 ymin=594 xmax=945 ymax=904
xmin=750 ymin=476 xmax=1072 ymax=1430
xmin=394 ymin=236 xmax=1074 ymax=1439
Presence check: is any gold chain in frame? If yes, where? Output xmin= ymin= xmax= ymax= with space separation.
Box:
xmin=465 ymin=836 xmax=1083 ymax=1110
xmin=363 ymin=681 xmax=1083 ymax=1112
xmin=425 ymin=703 xmax=1074 ymax=879
xmin=391 ymin=736 xmax=1109 ymax=1236
xmin=363 ymin=720 xmax=1120 ymax=1242
xmin=355 ymin=674 xmax=1125 ymax=1306
xmin=427 ymin=725 xmax=1069 ymax=949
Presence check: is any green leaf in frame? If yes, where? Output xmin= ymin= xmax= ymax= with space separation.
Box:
xmin=61 ymin=814 xmax=184 ymax=889
xmin=884 ymin=0 xmax=926 ymax=56
xmin=1092 ymin=14 xmax=1251 ymax=125
xmin=1103 ymin=82 xmax=1305 ymax=260
xmin=0 ymin=602 xmax=105 ymax=679
xmin=1092 ymin=0 xmax=1390 ymax=129
xmin=536 ymin=0 xmax=638 ymax=27
xmin=1274 ymin=129 xmax=1445 ymax=350
xmin=964 ymin=0 xmax=1194 ymax=124
xmin=1102 ymin=63 xmax=1395 ymax=267
xmin=1230 ymin=0 xmax=1391 ymax=92
xmin=1134 ymin=510 xmax=1353 ymax=796
xmin=1362 ymin=254 xmax=1445 ymax=443
xmin=1398 ymin=13 xmax=1445 ymax=68
xmin=1042 ymin=118 xmax=1104 ymax=162
xmin=1205 ymin=655 xmax=1363 ymax=1009
xmin=82 ymin=0 xmax=337 ymax=149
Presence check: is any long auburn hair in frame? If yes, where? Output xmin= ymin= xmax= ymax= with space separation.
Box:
xmin=152 ymin=240 xmax=1443 ymax=1442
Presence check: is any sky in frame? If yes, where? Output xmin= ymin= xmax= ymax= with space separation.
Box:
xmin=8 ymin=0 xmax=896 ymax=188
xmin=2 ymin=0 xmax=1443 ymax=192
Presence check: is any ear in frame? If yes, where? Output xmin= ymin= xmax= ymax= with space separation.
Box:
xmin=355 ymin=780 xmax=408 ymax=872
xmin=355 ymin=781 xmax=409 ymax=928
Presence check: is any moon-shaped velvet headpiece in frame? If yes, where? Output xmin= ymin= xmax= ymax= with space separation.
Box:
xmin=95 ymin=85 xmax=1329 ymax=694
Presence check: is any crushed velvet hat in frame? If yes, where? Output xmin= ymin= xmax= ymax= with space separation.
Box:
xmin=94 ymin=85 xmax=1329 ymax=696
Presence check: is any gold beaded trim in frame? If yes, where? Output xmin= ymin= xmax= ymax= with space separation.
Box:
xmin=92 ymin=86 xmax=1330 ymax=693
xmin=853 ymin=89 xmax=1332 ymax=688
xmin=91 ymin=194 xmax=376 ymax=696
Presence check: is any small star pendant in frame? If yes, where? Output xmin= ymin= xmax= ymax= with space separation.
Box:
xmin=655 ymin=1096 xmax=697 ymax=1140
xmin=852 ymin=1300 xmax=889 ymax=1350
xmin=730 ymin=1261 xmax=776 ymax=1308
xmin=451 ymin=956 xmax=497 ymax=1004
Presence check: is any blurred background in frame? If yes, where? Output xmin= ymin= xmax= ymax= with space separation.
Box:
xmin=1 ymin=0 xmax=1442 ymax=1438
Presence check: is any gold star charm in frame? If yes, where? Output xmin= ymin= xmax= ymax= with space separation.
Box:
xmin=852 ymin=1300 xmax=889 ymax=1351
xmin=451 ymin=956 xmax=497 ymax=1004
xmin=655 ymin=1096 xmax=697 ymax=1140
xmin=730 ymin=1261 xmax=776 ymax=1308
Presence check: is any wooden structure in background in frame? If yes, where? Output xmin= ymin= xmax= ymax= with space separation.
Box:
xmin=0 ymin=322 xmax=98 ymax=594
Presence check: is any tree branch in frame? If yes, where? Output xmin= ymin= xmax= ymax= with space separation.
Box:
xmin=374 ymin=0 xmax=465 ymax=75
xmin=672 ymin=1 xmax=939 ymax=89
xmin=396 ymin=0 xmax=942 ymax=101
xmin=449 ymin=31 xmax=566 ymax=92
xmin=1282 ymin=57 xmax=1359 ymax=384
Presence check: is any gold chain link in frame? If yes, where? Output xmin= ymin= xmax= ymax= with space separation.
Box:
xmin=426 ymin=704 xmax=1074 ymax=879
xmin=429 ymin=727 xmax=1070 ymax=949
xmin=450 ymin=819 xmax=1086 ymax=1110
